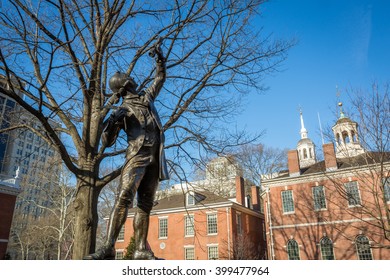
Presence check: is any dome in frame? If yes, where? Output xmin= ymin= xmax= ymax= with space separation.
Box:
xmin=298 ymin=138 xmax=314 ymax=146
xmin=334 ymin=116 xmax=355 ymax=125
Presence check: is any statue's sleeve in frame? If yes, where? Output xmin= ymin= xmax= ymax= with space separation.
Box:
xmin=145 ymin=57 xmax=166 ymax=100
xmin=101 ymin=109 xmax=125 ymax=148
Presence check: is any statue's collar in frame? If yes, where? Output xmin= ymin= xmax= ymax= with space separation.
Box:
xmin=123 ymin=93 xmax=140 ymax=100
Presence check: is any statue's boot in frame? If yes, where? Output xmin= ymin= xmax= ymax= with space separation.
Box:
xmin=83 ymin=245 xmax=115 ymax=260
xmin=133 ymin=249 xmax=156 ymax=260
xmin=132 ymin=208 xmax=157 ymax=260
xmin=84 ymin=202 xmax=129 ymax=260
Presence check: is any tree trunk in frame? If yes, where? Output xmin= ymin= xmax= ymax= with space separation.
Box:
xmin=72 ymin=175 xmax=100 ymax=260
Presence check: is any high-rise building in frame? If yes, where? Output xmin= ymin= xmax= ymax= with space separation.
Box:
xmin=0 ymin=76 xmax=62 ymax=259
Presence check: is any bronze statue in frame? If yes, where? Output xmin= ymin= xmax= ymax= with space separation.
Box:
xmin=85 ymin=38 xmax=168 ymax=260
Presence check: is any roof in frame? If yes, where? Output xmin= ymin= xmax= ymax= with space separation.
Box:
xmin=333 ymin=116 xmax=357 ymax=127
xmin=127 ymin=190 xmax=234 ymax=215
xmin=270 ymin=151 xmax=390 ymax=179
xmin=153 ymin=190 xmax=230 ymax=211
xmin=297 ymin=138 xmax=314 ymax=146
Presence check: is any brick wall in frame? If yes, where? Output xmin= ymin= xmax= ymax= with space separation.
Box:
xmin=0 ymin=193 xmax=17 ymax=259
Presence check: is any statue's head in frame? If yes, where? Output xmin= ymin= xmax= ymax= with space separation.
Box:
xmin=109 ymin=72 xmax=138 ymax=95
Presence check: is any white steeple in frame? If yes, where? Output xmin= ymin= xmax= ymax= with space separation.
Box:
xmin=332 ymin=102 xmax=365 ymax=158
xmin=300 ymin=110 xmax=308 ymax=139
xmin=297 ymin=110 xmax=316 ymax=168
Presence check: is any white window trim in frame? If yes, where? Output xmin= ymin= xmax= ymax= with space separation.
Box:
xmin=207 ymin=244 xmax=219 ymax=260
xmin=319 ymin=237 xmax=336 ymax=260
xmin=117 ymin=226 xmax=125 ymax=242
xmin=345 ymin=181 xmax=362 ymax=207
xmin=281 ymin=190 xmax=295 ymax=214
xmin=236 ymin=212 xmax=242 ymax=235
xmin=312 ymin=185 xmax=327 ymax=211
xmin=115 ymin=249 xmax=124 ymax=260
xmin=207 ymin=213 xmax=218 ymax=235
xmin=186 ymin=192 xmax=196 ymax=206
xmin=286 ymin=239 xmax=300 ymax=260
xmin=158 ymin=216 xmax=168 ymax=239
xmin=184 ymin=214 xmax=195 ymax=237
xmin=184 ymin=245 xmax=195 ymax=260
xmin=355 ymin=236 xmax=374 ymax=260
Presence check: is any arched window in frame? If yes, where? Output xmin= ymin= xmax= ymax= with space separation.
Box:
xmin=320 ymin=237 xmax=335 ymax=260
xmin=342 ymin=131 xmax=350 ymax=144
xmin=355 ymin=235 xmax=373 ymax=260
xmin=336 ymin=133 xmax=341 ymax=144
xmin=303 ymin=148 xmax=308 ymax=159
xmin=351 ymin=130 xmax=357 ymax=142
xmin=287 ymin=239 xmax=300 ymax=260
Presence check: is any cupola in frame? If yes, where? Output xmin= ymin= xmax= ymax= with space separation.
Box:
xmin=332 ymin=102 xmax=365 ymax=158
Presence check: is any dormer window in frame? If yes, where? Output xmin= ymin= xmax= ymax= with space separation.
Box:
xmin=187 ymin=192 xmax=196 ymax=206
xmin=186 ymin=192 xmax=205 ymax=206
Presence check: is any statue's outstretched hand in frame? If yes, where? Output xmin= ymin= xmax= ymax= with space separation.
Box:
xmin=149 ymin=37 xmax=165 ymax=62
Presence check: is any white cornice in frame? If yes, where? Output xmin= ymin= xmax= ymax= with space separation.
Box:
xmin=126 ymin=201 xmax=264 ymax=218
xmin=0 ymin=184 xmax=21 ymax=196
xmin=271 ymin=217 xmax=376 ymax=230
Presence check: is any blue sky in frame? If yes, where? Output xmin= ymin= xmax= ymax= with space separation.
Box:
xmin=236 ymin=0 xmax=390 ymax=151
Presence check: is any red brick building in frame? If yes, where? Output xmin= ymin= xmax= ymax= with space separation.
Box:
xmin=262 ymin=110 xmax=390 ymax=260
xmin=115 ymin=176 xmax=267 ymax=260
xmin=0 ymin=176 xmax=21 ymax=259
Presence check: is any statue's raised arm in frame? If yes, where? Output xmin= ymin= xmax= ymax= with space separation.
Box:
xmin=145 ymin=37 xmax=166 ymax=100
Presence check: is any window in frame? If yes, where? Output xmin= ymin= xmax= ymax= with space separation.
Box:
xmin=207 ymin=213 xmax=218 ymax=235
xmin=117 ymin=226 xmax=125 ymax=241
xmin=320 ymin=237 xmax=335 ymax=260
xmin=207 ymin=245 xmax=219 ymax=260
xmin=383 ymin=178 xmax=390 ymax=203
xmin=345 ymin=181 xmax=361 ymax=206
xmin=236 ymin=213 xmax=242 ymax=235
xmin=115 ymin=250 xmax=124 ymax=260
xmin=312 ymin=186 xmax=326 ymax=210
xmin=259 ymin=197 xmax=264 ymax=213
xmin=281 ymin=190 xmax=295 ymax=213
xmin=184 ymin=247 xmax=195 ymax=260
xmin=303 ymin=148 xmax=308 ymax=159
xmin=185 ymin=214 xmax=194 ymax=236
xmin=159 ymin=217 xmax=168 ymax=239
xmin=187 ymin=192 xmax=195 ymax=206
xmin=287 ymin=239 xmax=300 ymax=260
xmin=355 ymin=235 xmax=372 ymax=260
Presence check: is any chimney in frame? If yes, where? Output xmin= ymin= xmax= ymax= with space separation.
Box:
xmin=288 ymin=150 xmax=300 ymax=177
xmin=323 ymin=143 xmax=337 ymax=171
xmin=235 ymin=176 xmax=245 ymax=206
xmin=251 ymin=186 xmax=260 ymax=211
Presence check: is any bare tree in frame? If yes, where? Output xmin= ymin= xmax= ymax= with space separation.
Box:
xmin=96 ymin=175 xmax=120 ymax=248
xmin=235 ymin=143 xmax=288 ymax=186
xmin=222 ymin=233 xmax=262 ymax=260
xmin=8 ymin=166 xmax=75 ymax=259
xmin=0 ymin=0 xmax=293 ymax=259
